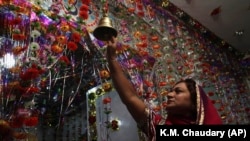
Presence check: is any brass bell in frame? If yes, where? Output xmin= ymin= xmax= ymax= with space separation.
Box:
xmin=93 ymin=9 xmax=117 ymax=41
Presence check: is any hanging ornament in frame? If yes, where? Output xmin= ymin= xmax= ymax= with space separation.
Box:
xmin=93 ymin=1 xmax=118 ymax=41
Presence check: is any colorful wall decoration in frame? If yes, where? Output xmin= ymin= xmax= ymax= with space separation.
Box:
xmin=0 ymin=0 xmax=249 ymax=140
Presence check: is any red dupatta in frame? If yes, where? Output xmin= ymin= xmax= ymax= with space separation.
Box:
xmin=196 ymin=85 xmax=222 ymax=124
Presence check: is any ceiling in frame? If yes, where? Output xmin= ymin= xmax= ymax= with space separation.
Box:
xmin=169 ymin=0 xmax=250 ymax=54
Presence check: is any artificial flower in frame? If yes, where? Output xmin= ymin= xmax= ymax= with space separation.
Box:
xmin=68 ymin=0 xmax=76 ymax=5
xmin=79 ymin=10 xmax=88 ymax=20
xmin=29 ymin=42 xmax=40 ymax=50
xmin=19 ymin=64 xmax=44 ymax=81
xmin=60 ymin=23 xmax=70 ymax=32
xmin=12 ymin=46 xmax=28 ymax=56
xmin=20 ymin=86 xmax=40 ymax=97
xmin=46 ymin=34 xmax=56 ymax=43
xmin=81 ymin=0 xmax=91 ymax=5
xmin=128 ymin=7 xmax=135 ymax=13
xmin=50 ymin=4 xmax=60 ymax=14
xmin=51 ymin=44 xmax=63 ymax=54
xmin=56 ymin=35 xmax=67 ymax=44
xmin=139 ymin=34 xmax=147 ymax=40
xmin=10 ymin=17 xmax=22 ymax=25
xmin=137 ymin=11 xmax=144 ymax=17
xmin=30 ymin=30 xmax=41 ymax=38
xmin=79 ymin=4 xmax=89 ymax=11
xmin=67 ymin=41 xmax=78 ymax=51
xmin=12 ymin=33 xmax=26 ymax=40
xmin=137 ymin=3 xmax=143 ymax=11
xmin=102 ymin=97 xmax=111 ymax=104
xmin=99 ymin=69 xmax=110 ymax=79
xmin=151 ymin=35 xmax=159 ymax=41
xmin=35 ymin=0 xmax=42 ymax=5
xmin=71 ymin=32 xmax=81 ymax=42
xmin=102 ymin=82 xmax=112 ymax=92
xmin=59 ymin=56 xmax=71 ymax=65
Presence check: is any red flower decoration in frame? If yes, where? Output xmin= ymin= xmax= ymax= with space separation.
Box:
xmin=128 ymin=7 xmax=135 ymax=13
xmin=137 ymin=3 xmax=143 ymax=11
xmin=19 ymin=86 xmax=40 ymax=97
xmin=59 ymin=56 xmax=71 ymax=65
xmin=81 ymin=0 xmax=91 ymax=5
xmin=67 ymin=41 xmax=78 ymax=51
xmin=137 ymin=11 xmax=144 ymax=17
xmin=79 ymin=10 xmax=89 ymax=20
xmin=12 ymin=34 xmax=26 ymax=40
xmin=140 ymin=35 xmax=147 ymax=40
xmin=10 ymin=17 xmax=22 ymax=25
xmin=79 ymin=4 xmax=89 ymax=11
xmin=103 ymin=97 xmax=111 ymax=104
xmin=20 ymin=64 xmax=44 ymax=81
xmin=71 ymin=32 xmax=81 ymax=42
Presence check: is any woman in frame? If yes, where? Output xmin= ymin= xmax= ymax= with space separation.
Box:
xmin=106 ymin=37 xmax=222 ymax=140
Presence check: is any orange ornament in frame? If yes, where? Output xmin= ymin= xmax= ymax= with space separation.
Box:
xmin=151 ymin=35 xmax=159 ymax=41
xmin=128 ymin=7 xmax=135 ymax=13
xmin=154 ymin=51 xmax=162 ymax=57
xmin=60 ymin=24 xmax=70 ymax=32
xmin=158 ymin=81 xmax=167 ymax=86
xmin=56 ymin=35 xmax=67 ymax=44
xmin=102 ymin=82 xmax=112 ymax=92
xmin=152 ymin=44 xmax=160 ymax=49
xmin=99 ymin=70 xmax=110 ymax=79
xmin=138 ymin=50 xmax=148 ymax=56
xmin=51 ymin=44 xmax=63 ymax=53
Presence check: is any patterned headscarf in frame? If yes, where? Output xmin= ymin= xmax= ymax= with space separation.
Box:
xmin=196 ymin=84 xmax=222 ymax=124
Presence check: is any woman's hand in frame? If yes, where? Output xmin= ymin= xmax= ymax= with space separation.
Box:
xmin=106 ymin=36 xmax=117 ymax=60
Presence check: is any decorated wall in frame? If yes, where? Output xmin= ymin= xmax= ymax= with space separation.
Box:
xmin=0 ymin=0 xmax=249 ymax=141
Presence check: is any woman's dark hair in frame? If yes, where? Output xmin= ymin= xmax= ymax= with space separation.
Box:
xmin=175 ymin=78 xmax=197 ymax=119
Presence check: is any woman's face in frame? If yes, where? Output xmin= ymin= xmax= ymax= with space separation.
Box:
xmin=165 ymin=82 xmax=193 ymax=113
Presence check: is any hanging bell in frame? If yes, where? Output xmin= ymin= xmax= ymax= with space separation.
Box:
xmin=93 ymin=11 xmax=117 ymax=41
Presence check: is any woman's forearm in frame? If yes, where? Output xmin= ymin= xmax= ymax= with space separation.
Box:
xmin=107 ymin=58 xmax=147 ymax=123
xmin=107 ymin=58 xmax=136 ymax=104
